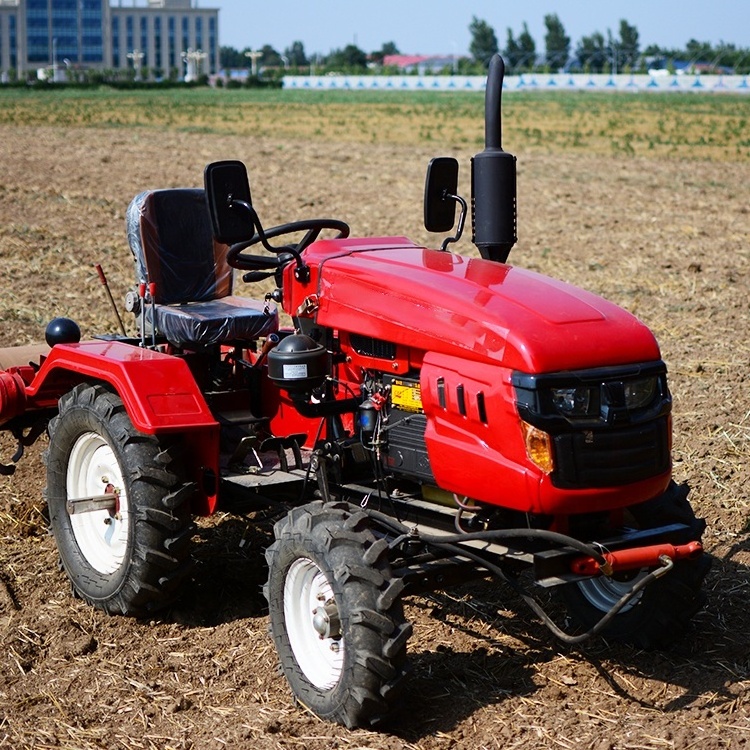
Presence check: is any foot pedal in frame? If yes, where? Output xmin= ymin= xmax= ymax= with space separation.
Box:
xmin=259 ymin=434 xmax=307 ymax=471
xmin=228 ymin=435 xmax=261 ymax=472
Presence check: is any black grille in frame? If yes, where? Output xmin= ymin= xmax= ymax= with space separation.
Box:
xmin=383 ymin=410 xmax=434 ymax=482
xmin=349 ymin=334 xmax=397 ymax=360
xmin=552 ymin=417 xmax=670 ymax=488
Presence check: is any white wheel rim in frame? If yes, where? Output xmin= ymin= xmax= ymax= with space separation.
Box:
xmin=66 ymin=431 xmax=130 ymax=575
xmin=577 ymin=571 xmax=647 ymax=614
xmin=284 ymin=557 xmax=344 ymax=690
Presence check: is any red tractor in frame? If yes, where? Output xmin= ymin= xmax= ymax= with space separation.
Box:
xmin=0 ymin=56 xmax=707 ymax=728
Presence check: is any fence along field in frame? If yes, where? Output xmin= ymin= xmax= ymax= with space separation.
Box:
xmin=0 ymin=87 xmax=748 ymax=161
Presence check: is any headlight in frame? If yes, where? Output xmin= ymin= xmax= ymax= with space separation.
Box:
xmin=624 ymin=376 xmax=658 ymax=409
xmin=551 ymin=385 xmax=595 ymax=416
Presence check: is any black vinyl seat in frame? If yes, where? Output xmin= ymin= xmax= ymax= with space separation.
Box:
xmin=126 ymin=188 xmax=278 ymax=347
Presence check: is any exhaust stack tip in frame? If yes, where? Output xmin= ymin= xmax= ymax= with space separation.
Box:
xmin=471 ymin=53 xmax=517 ymax=263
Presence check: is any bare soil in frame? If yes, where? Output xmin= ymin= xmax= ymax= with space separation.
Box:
xmin=0 ymin=123 xmax=748 ymax=749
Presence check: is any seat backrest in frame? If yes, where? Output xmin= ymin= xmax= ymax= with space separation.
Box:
xmin=127 ymin=188 xmax=232 ymax=305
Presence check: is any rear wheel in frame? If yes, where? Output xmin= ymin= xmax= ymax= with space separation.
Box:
xmin=45 ymin=383 xmax=195 ymax=616
xmin=561 ymin=482 xmax=710 ymax=649
xmin=264 ymin=501 xmax=411 ymax=728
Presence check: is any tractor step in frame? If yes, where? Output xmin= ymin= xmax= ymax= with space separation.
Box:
xmin=215 ymin=408 xmax=266 ymax=426
xmin=222 ymin=467 xmax=309 ymax=489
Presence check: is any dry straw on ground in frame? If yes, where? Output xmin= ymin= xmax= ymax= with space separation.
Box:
xmin=0 ymin=88 xmax=748 ymax=748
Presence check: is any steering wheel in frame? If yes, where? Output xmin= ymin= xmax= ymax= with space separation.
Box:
xmin=227 ymin=219 xmax=350 ymax=272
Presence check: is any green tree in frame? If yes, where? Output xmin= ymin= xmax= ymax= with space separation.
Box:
xmin=371 ymin=41 xmax=400 ymax=65
xmin=326 ymin=44 xmax=368 ymax=71
xmin=576 ymin=32 xmax=606 ymax=72
xmin=284 ymin=41 xmax=308 ymax=68
xmin=260 ymin=44 xmax=283 ymax=68
xmin=469 ymin=16 xmax=499 ymax=67
xmin=503 ymin=28 xmax=522 ymax=69
xmin=686 ymin=38 xmax=713 ymax=64
xmin=219 ymin=45 xmax=245 ymax=68
xmin=617 ymin=19 xmax=640 ymax=70
xmin=544 ymin=13 xmax=570 ymax=70
xmin=517 ymin=22 xmax=537 ymax=69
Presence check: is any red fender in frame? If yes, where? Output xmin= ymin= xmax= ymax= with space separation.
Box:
xmin=26 ymin=341 xmax=220 ymax=515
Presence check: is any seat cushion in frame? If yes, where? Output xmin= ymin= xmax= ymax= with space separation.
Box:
xmin=149 ymin=296 xmax=278 ymax=347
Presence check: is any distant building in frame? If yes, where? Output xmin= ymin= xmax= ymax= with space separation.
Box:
xmin=0 ymin=0 xmax=219 ymax=79
xmin=382 ymin=54 xmax=457 ymax=74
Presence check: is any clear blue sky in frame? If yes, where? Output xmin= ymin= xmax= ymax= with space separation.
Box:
xmin=211 ymin=0 xmax=750 ymax=56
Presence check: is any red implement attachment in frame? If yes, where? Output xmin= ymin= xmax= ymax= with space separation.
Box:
xmin=571 ymin=540 xmax=703 ymax=577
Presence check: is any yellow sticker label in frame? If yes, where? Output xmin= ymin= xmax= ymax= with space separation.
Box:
xmin=391 ymin=382 xmax=423 ymax=412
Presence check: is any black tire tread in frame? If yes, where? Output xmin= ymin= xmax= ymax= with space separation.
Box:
xmin=45 ymin=383 xmax=195 ymax=617
xmin=264 ymin=500 xmax=410 ymax=728
xmin=561 ymin=481 xmax=709 ymax=649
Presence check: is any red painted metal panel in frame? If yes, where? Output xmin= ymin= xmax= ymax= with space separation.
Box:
xmin=27 ymin=341 xmax=218 ymax=433
xmin=302 ymin=242 xmax=659 ymax=374
xmin=25 ymin=341 xmax=221 ymax=515
xmin=420 ymin=350 xmax=671 ymax=515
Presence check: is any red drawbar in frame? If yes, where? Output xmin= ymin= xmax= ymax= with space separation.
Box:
xmin=571 ymin=541 xmax=703 ymax=576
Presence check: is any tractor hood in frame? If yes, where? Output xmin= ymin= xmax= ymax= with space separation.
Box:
xmin=303 ymin=239 xmax=660 ymax=374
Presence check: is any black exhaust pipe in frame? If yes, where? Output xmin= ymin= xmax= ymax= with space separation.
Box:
xmin=471 ymin=54 xmax=517 ymax=263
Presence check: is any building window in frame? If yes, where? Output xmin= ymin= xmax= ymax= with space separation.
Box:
xmin=81 ymin=0 xmax=104 ymax=64
xmin=126 ymin=15 xmax=133 ymax=54
xmin=168 ymin=16 xmax=175 ymax=69
xmin=209 ymin=16 xmax=216 ymax=72
xmin=9 ymin=14 xmax=16 ymax=68
xmin=26 ymin=0 xmax=50 ymax=63
xmin=112 ymin=17 xmax=120 ymax=67
xmin=140 ymin=16 xmax=148 ymax=67
xmin=154 ymin=16 xmax=161 ymax=70
xmin=195 ymin=16 xmax=202 ymax=50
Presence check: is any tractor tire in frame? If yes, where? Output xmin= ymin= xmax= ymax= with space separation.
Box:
xmin=560 ymin=482 xmax=710 ymax=649
xmin=264 ymin=501 xmax=412 ymax=728
xmin=45 ymin=383 xmax=195 ymax=617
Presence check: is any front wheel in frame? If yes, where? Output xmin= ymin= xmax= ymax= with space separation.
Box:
xmin=45 ymin=383 xmax=195 ymax=616
xmin=264 ymin=501 xmax=411 ymax=728
xmin=560 ymin=482 xmax=710 ymax=649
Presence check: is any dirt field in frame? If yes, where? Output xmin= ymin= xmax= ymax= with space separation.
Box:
xmin=0 ymin=107 xmax=748 ymax=749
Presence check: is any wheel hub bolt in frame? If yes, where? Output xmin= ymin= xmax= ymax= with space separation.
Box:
xmin=312 ymin=599 xmax=341 ymax=639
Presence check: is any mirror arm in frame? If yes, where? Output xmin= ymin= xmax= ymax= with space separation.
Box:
xmin=439 ymin=192 xmax=467 ymax=252
xmin=228 ymin=197 xmax=260 ymax=231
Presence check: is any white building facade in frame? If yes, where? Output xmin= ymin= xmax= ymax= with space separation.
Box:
xmin=0 ymin=0 xmax=219 ymax=78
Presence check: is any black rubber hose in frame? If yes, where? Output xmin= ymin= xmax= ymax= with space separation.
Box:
xmin=361 ymin=506 xmax=675 ymax=645
xmin=362 ymin=507 xmax=608 ymax=566
xmin=429 ymin=539 xmax=673 ymax=645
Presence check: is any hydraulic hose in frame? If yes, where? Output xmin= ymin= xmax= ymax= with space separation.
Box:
xmin=362 ymin=507 xmax=608 ymax=566
xmin=361 ymin=506 xmax=675 ymax=645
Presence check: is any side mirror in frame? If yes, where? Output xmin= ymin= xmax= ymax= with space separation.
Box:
xmin=204 ymin=160 xmax=254 ymax=243
xmin=424 ymin=157 xmax=459 ymax=233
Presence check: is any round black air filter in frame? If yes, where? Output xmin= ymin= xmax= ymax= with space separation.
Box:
xmin=267 ymin=334 xmax=328 ymax=393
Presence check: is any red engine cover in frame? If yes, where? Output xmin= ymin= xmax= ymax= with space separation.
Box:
xmin=298 ymin=239 xmax=660 ymax=373
xmin=292 ymin=238 xmax=669 ymax=514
